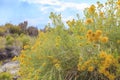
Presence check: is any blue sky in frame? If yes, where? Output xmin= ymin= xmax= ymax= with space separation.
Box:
xmin=0 ymin=0 xmax=106 ymax=29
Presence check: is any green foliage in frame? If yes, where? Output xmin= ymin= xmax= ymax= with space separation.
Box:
xmin=0 ymin=37 xmax=6 ymax=49
xmin=0 ymin=27 xmax=6 ymax=36
xmin=107 ymin=27 xmax=120 ymax=53
xmin=8 ymin=26 xmax=22 ymax=34
xmin=6 ymin=35 xmax=14 ymax=45
xmin=18 ymin=34 xmax=35 ymax=47
xmin=0 ymin=72 xmax=12 ymax=80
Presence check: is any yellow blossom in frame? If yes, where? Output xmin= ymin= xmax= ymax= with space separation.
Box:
xmin=20 ymin=54 xmax=26 ymax=58
xmin=56 ymin=36 xmax=61 ymax=41
xmin=79 ymin=43 xmax=83 ymax=46
xmin=66 ymin=19 xmax=75 ymax=27
xmin=85 ymin=18 xmax=93 ymax=24
xmin=108 ymin=74 xmax=115 ymax=80
xmin=104 ymin=71 xmax=110 ymax=77
xmin=66 ymin=21 xmax=71 ymax=27
xmin=53 ymin=59 xmax=59 ymax=64
xmin=77 ymin=64 xmax=81 ymax=71
xmin=81 ymin=65 xmax=86 ymax=71
xmin=55 ymin=42 xmax=59 ymax=47
xmin=95 ymin=30 xmax=102 ymax=36
xmin=100 ymin=37 xmax=108 ymax=43
xmin=54 ymin=63 xmax=60 ymax=69
xmin=71 ymin=19 xmax=75 ymax=25
xmin=117 ymin=1 xmax=120 ymax=6
xmin=86 ymin=41 xmax=90 ymax=45
xmin=99 ymin=51 xmax=107 ymax=58
xmin=42 ymin=63 xmax=46 ymax=67
xmin=79 ymin=57 xmax=83 ymax=61
xmin=99 ymin=11 xmax=104 ymax=17
xmin=23 ymin=45 xmax=30 ymax=49
xmin=98 ymin=67 xmax=106 ymax=74
xmin=88 ymin=5 xmax=96 ymax=13
xmin=88 ymin=66 xmax=94 ymax=72
xmin=55 ymin=36 xmax=61 ymax=47
xmin=12 ymin=56 xmax=17 ymax=61
xmin=21 ymin=50 xmax=25 ymax=53
xmin=20 ymin=59 xmax=24 ymax=64
xmin=34 ymin=76 xmax=39 ymax=80
xmin=117 ymin=40 xmax=120 ymax=43
xmin=87 ymin=30 xmax=93 ymax=35
xmin=84 ymin=60 xmax=91 ymax=66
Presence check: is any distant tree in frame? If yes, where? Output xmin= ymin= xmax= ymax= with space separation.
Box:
xmin=4 ymin=23 xmax=22 ymax=35
xmin=18 ymin=21 xmax=28 ymax=33
xmin=27 ymin=26 xmax=38 ymax=37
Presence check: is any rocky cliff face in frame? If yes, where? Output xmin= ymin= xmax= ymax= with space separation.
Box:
xmin=0 ymin=46 xmax=21 ymax=61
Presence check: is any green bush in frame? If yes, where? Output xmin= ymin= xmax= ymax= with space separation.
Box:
xmin=0 ymin=72 xmax=12 ymax=80
xmin=6 ymin=35 xmax=14 ymax=45
xmin=0 ymin=37 xmax=6 ymax=49
xmin=0 ymin=27 xmax=6 ymax=36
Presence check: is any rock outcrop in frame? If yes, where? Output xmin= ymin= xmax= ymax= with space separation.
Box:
xmin=0 ymin=46 xmax=21 ymax=61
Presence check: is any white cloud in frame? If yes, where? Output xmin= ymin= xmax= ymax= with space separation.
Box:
xmin=21 ymin=0 xmax=60 ymax=5
xmin=21 ymin=0 xmax=89 ymax=12
xmin=40 ymin=6 xmax=50 ymax=13
xmin=54 ymin=2 xmax=89 ymax=12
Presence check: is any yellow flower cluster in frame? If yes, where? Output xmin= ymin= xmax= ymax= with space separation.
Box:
xmin=88 ymin=66 xmax=94 ymax=72
xmin=117 ymin=40 xmax=120 ymax=44
xmin=98 ymin=51 xmax=116 ymax=80
xmin=78 ymin=51 xmax=117 ymax=80
xmin=86 ymin=30 xmax=108 ymax=43
xmin=19 ymin=54 xmax=26 ymax=65
xmin=66 ymin=19 xmax=75 ymax=28
xmin=99 ymin=67 xmax=115 ymax=80
xmin=86 ymin=30 xmax=102 ymax=42
xmin=54 ymin=63 xmax=61 ymax=70
xmin=47 ymin=56 xmax=61 ymax=69
xmin=78 ymin=59 xmax=93 ymax=71
xmin=99 ymin=51 xmax=107 ymax=58
xmin=99 ymin=11 xmax=104 ymax=17
xmin=85 ymin=18 xmax=93 ymax=24
xmin=117 ymin=0 xmax=120 ymax=6
xmin=100 ymin=36 xmax=108 ymax=43
xmin=31 ymin=40 xmax=41 ymax=50
xmin=55 ymin=36 xmax=61 ymax=47
xmin=23 ymin=45 xmax=30 ymax=49
xmin=88 ymin=5 xmax=96 ymax=13
xmin=41 ymin=56 xmax=60 ymax=71
xmin=99 ymin=51 xmax=115 ymax=67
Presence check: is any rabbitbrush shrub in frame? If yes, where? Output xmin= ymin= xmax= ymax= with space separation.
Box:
xmin=14 ymin=0 xmax=120 ymax=80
